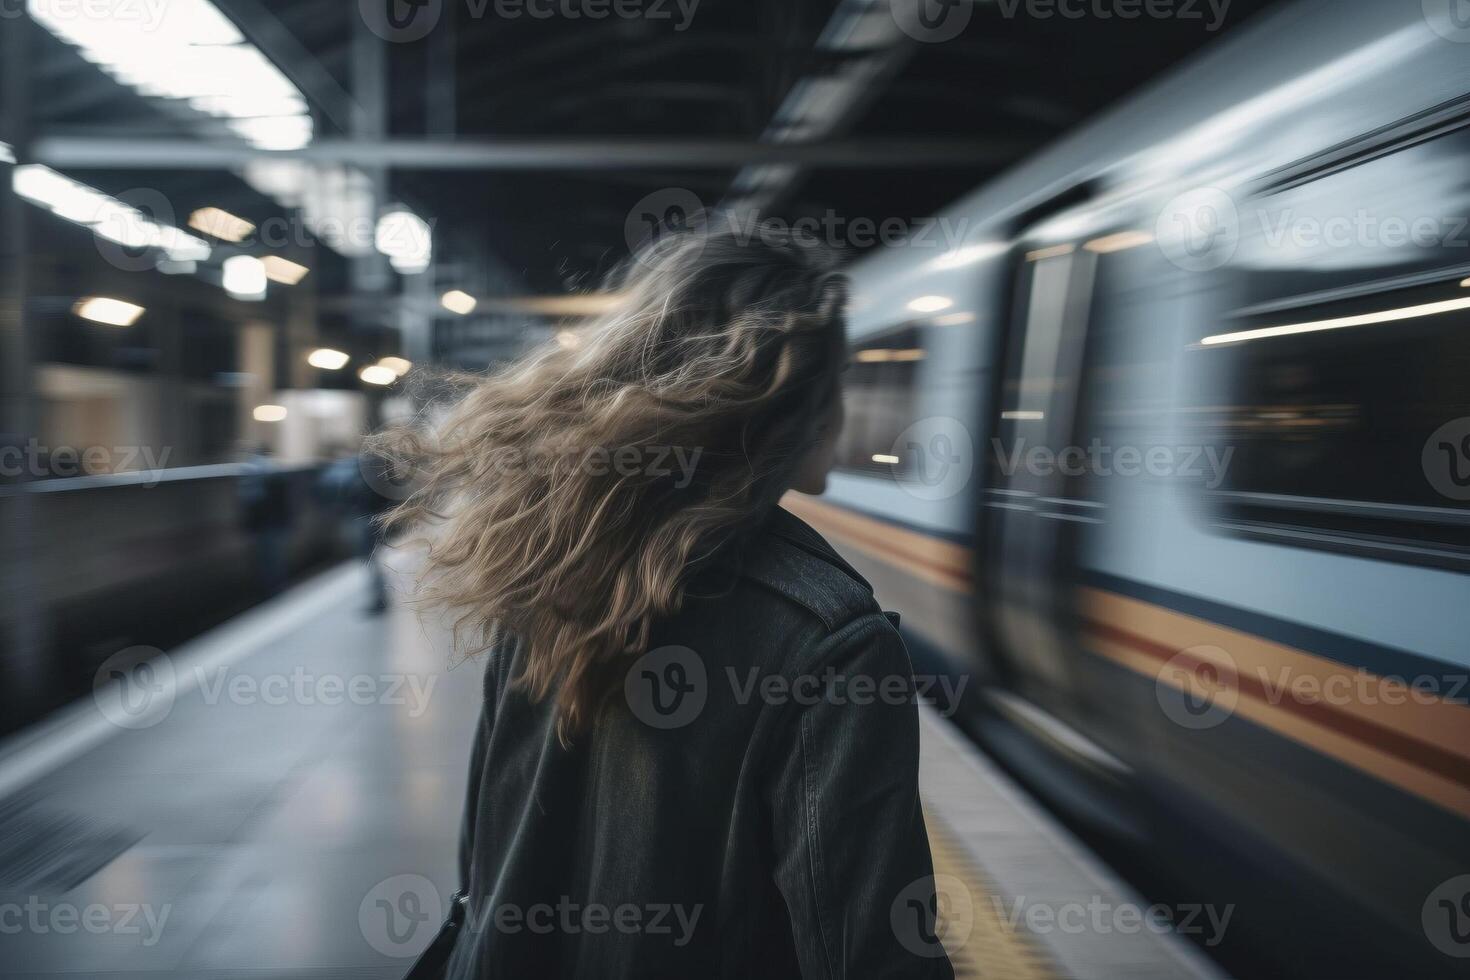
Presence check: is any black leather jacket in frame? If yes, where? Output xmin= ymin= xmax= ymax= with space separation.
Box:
xmin=446 ymin=506 xmax=955 ymax=979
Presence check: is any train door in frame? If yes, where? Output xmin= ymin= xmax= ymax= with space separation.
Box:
xmin=979 ymin=233 xmax=1100 ymax=723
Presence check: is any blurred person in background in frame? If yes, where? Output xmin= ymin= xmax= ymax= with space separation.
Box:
xmin=385 ymin=226 xmax=952 ymax=979
xmin=237 ymin=442 xmax=292 ymax=597
xmin=319 ymin=444 xmax=394 ymax=614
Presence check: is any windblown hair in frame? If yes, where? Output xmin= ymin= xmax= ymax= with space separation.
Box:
xmin=382 ymin=225 xmax=848 ymax=738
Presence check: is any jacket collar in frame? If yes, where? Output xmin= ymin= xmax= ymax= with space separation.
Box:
xmin=762 ymin=504 xmax=873 ymax=593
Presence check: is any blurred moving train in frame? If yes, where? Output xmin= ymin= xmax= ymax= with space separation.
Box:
xmin=787 ymin=0 xmax=1470 ymax=975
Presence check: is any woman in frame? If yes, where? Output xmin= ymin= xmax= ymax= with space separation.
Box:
xmin=390 ymin=225 xmax=954 ymax=978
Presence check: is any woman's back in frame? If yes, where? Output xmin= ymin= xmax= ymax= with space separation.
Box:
xmin=447 ymin=507 xmax=951 ymax=979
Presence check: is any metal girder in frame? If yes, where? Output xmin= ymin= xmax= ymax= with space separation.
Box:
xmin=28 ymin=135 xmax=1025 ymax=170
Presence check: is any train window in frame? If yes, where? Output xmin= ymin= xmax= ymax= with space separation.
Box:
xmin=833 ymin=325 xmax=925 ymax=478
xmin=1188 ymin=120 xmax=1470 ymax=566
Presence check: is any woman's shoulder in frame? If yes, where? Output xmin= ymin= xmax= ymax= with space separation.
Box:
xmin=722 ymin=504 xmax=884 ymax=633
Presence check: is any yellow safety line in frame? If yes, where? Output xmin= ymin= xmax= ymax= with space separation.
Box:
xmin=925 ymin=807 xmax=1059 ymax=980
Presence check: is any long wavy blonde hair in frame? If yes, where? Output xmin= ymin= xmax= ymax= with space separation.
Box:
xmin=382 ymin=226 xmax=848 ymax=738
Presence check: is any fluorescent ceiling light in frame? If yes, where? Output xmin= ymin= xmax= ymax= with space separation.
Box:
xmin=1201 ymin=296 xmax=1470 ymax=347
xmin=1025 ymin=244 xmax=1075 ymax=262
xmin=28 ymin=0 xmax=313 ymax=151
xmin=359 ymin=365 xmax=398 ymax=386
xmin=1084 ymin=231 xmax=1154 ymax=254
xmin=871 ymin=454 xmax=900 ymax=465
xmin=253 ymin=404 xmax=287 ymax=422
xmin=441 ymin=290 xmax=477 ymax=315
xmin=222 ymin=255 xmax=267 ymax=299
xmin=307 ymin=348 xmax=350 ymax=370
xmin=855 ymin=348 xmax=925 ymax=363
xmin=377 ymin=356 xmax=412 ymax=376
xmin=73 ymin=297 xmax=145 ymax=327
xmin=906 ymin=295 xmax=953 ymax=314
xmin=13 ymin=164 xmax=210 ymax=261
xmin=262 ymin=256 xmax=309 ymax=285
xmin=189 ymin=206 xmax=254 ymax=242
xmin=1001 ymin=410 xmax=1046 ymax=421
xmin=375 ymin=209 xmax=432 ymax=275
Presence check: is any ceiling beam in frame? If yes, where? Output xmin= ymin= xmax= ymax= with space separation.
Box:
xmin=30 ymin=135 xmax=1028 ymax=170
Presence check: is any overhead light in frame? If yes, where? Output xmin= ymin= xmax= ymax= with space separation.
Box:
xmin=307 ymin=348 xmax=350 ymax=370
xmin=907 ymin=295 xmax=953 ymax=314
xmin=441 ymin=290 xmax=477 ymax=315
xmin=1084 ymin=231 xmax=1154 ymax=254
xmin=1025 ymin=244 xmax=1075 ymax=261
xmin=261 ymin=256 xmax=309 ymax=285
xmin=375 ymin=209 xmax=432 ymax=274
xmin=253 ymin=405 xmax=287 ymax=422
xmin=73 ymin=297 xmax=145 ymax=327
xmin=222 ymin=255 xmax=267 ymax=300
xmin=871 ymin=454 xmax=900 ymax=465
xmin=931 ymin=242 xmax=1006 ymax=270
xmin=855 ymin=348 xmax=925 ymax=363
xmin=189 ymin=206 xmax=254 ymax=242
xmin=13 ymin=164 xmax=210 ymax=261
xmin=359 ymin=365 xmax=398 ymax=386
xmin=1461 ymin=277 xmax=1470 ymax=288
xmin=1001 ymin=410 xmax=1045 ymax=421
xmin=1201 ymin=296 xmax=1470 ymax=347
xmin=29 ymin=0 xmax=313 ymax=151
xmin=378 ymin=356 xmax=412 ymax=376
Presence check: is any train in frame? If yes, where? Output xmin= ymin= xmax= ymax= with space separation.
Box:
xmin=788 ymin=0 xmax=1470 ymax=975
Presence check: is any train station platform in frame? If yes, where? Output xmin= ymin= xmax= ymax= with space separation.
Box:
xmin=0 ymin=561 xmax=1228 ymax=979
